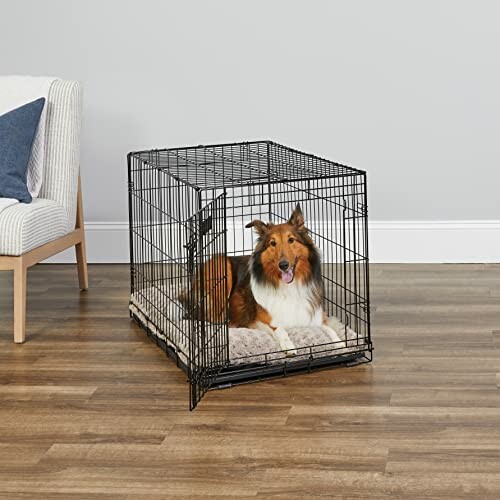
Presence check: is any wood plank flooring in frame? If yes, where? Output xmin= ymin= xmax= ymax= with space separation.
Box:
xmin=0 ymin=263 xmax=499 ymax=498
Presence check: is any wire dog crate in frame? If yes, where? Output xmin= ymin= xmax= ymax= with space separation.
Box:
xmin=128 ymin=140 xmax=372 ymax=409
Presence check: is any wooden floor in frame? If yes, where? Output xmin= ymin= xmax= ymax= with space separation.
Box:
xmin=0 ymin=264 xmax=500 ymax=499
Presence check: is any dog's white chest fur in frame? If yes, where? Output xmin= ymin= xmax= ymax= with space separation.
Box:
xmin=250 ymin=277 xmax=323 ymax=329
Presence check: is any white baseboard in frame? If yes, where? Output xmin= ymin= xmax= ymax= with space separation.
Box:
xmin=44 ymin=220 xmax=500 ymax=264
xmin=44 ymin=222 xmax=129 ymax=264
xmin=368 ymin=221 xmax=500 ymax=263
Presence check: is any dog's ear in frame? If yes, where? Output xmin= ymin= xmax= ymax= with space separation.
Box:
xmin=245 ymin=219 xmax=270 ymax=237
xmin=288 ymin=203 xmax=305 ymax=231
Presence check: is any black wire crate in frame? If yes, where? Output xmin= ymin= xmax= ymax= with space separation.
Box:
xmin=128 ymin=140 xmax=372 ymax=409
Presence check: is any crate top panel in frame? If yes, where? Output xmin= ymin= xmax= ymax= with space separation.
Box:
xmin=128 ymin=140 xmax=364 ymax=190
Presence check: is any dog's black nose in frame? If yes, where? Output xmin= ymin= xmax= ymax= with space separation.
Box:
xmin=279 ymin=260 xmax=290 ymax=271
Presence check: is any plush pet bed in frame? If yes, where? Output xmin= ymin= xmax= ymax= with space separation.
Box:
xmin=130 ymin=288 xmax=366 ymax=367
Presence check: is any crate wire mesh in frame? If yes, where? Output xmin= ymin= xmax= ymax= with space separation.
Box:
xmin=128 ymin=140 xmax=372 ymax=409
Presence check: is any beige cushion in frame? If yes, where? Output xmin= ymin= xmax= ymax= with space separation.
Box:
xmin=0 ymin=198 xmax=70 ymax=255
xmin=39 ymin=79 xmax=82 ymax=229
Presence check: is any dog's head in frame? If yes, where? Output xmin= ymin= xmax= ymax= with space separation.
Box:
xmin=246 ymin=204 xmax=320 ymax=286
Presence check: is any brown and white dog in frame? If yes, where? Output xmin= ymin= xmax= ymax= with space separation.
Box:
xmin=180 ymin=204 xmax=338 ymax=354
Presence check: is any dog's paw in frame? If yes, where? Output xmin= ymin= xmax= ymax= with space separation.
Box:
xmin=274 ymin=328 xmax=297 ymax=356
xmin=281 ymin=341 xmax=297 ymax=357
xmin=322 ymin=325 xmax=341 ymax=344
xmin=281 ymin=346 xmax=298 ymax=357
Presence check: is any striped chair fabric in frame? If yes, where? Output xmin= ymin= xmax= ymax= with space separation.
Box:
xmin=0 ymin=80 xmax=82 ymax=256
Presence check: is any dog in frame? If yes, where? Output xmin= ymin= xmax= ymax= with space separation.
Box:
xmin=179 ymin=204 xmax=338 ymax=355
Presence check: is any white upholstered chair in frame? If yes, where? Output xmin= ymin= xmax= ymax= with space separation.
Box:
xmin=0 ymin=79 xmax=88 ymax=343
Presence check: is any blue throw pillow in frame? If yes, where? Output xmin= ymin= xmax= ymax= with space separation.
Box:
xmin=0 ymin=97 xmax=45 ymax=203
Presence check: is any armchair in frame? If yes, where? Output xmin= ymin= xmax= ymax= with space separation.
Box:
xmin=0 ymin=79 xmax=87 ymax=343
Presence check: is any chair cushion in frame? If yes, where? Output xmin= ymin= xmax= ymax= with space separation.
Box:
xmin=0 ymin=198 xmax=70 ymax=255
xmin=0 ymin=98 xmax=45 ymax=203
xmin=39 ymin=80 xmax=82 ymax=229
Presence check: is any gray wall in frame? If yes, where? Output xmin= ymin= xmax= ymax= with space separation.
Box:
xmin=2 ymin=0 xmax=499 ymax=222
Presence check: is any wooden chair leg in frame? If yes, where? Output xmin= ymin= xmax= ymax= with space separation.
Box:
xmin=75 ymin=175 xmax=88 ymax=291
xmin=13 ymin=260 xmax=27 ymax=344
xmin=75 ymin=240 xmax=88 ymax=291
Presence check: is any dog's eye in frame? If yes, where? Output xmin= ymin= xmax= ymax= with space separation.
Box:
xmin=288 ymin=237 xmax=295 ymax=244
xmin=269 ymin=240 xmax=276 ymax=247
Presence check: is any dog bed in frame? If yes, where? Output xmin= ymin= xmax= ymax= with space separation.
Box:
xmin=130 ymin=287 xmax=366 ymax=367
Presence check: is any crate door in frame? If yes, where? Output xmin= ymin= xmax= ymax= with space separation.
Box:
xmin=187 ymin=192 xmax=229 ymax=410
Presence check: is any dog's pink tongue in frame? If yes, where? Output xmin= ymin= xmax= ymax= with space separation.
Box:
xmin=281 ymin=268 xmax=294 ymax=284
